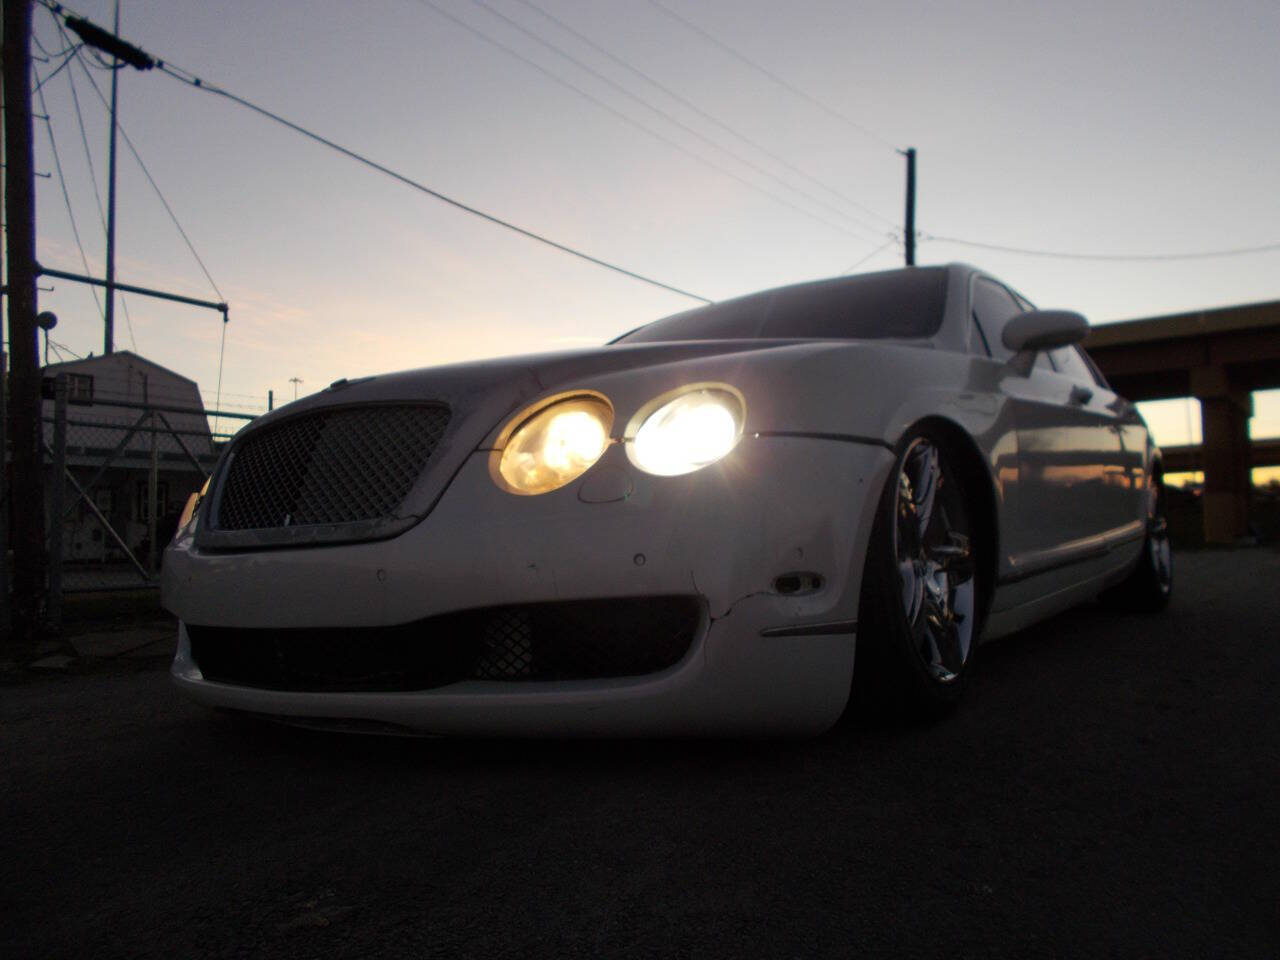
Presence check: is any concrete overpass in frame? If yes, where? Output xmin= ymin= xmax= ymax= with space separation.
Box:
xmin=1084 ymin=299 xmax=1280 ymax=542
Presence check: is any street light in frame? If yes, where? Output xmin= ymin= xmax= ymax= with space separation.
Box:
xmin=36 ymin=311 xmax=57 ymax=366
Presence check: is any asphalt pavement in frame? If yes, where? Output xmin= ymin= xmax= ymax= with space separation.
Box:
xmin=2 ymin=549 xmax=1277 ymax=959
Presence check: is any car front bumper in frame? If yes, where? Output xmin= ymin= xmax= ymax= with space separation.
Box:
xmin=164 ymin=435 xmax=893 ymax=736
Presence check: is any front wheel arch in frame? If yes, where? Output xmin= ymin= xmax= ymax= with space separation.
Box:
xmin=851 ymin=421 xmax=991 ymax=716
xmin=898 ymin=417 xmax=999 ymax=639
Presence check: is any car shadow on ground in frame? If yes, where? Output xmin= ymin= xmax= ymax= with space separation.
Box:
xmin=186 ymin=592 xmax=1150 ymax=777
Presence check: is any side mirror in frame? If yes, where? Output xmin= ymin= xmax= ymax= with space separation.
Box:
xmin=1002 ymin=310 xmax=1089 ymax=353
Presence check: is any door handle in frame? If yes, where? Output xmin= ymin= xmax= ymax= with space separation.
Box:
xmin=1069 ymin=384 xmax=1093 ymax=405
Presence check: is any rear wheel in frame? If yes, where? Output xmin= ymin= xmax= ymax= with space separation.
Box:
xmin=1106 ymin=470 xmax=1173 ymax=611
xmin=854 ymin=432 xmax=980 ymax=716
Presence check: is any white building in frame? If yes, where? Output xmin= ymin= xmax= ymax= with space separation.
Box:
xmin=41 ymin=351 xmax=218 ymax=567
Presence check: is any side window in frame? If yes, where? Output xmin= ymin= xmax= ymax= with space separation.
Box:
xmin=1048 ymin=345 xmax=1096 ymax=383
xmin=67 ymin=373 xmax=95 ymax=405
xmin=970 ymin=278 xmax=1023 ymax=361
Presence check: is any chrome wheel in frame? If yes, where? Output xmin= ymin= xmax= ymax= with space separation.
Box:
xmin=1147 ymin=478 xmax=1173 ymax=595
xmin=890 ymin=438 xmax=976 ymax=682
xmin=1102 ymin=466 xmax=1173 ymax=612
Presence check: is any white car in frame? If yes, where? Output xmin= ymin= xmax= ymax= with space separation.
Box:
xmin=162 ymin=264 xmax=1172 ymax=736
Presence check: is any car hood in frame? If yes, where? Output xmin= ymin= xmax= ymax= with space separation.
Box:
xmin=251 ymin=336 xmax=940 ymax=438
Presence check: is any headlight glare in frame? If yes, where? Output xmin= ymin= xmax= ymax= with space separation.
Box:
xmin=630 ymin=387 xmax=744 ymax=476
xmin=497 ymin=396 xmax=613 ymax=495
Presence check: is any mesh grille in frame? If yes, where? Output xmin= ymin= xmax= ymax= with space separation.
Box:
xmin=215 ymin=404 xmax=450 ymax=530
xmin=186 ymin=597 xmax=701 ymax=692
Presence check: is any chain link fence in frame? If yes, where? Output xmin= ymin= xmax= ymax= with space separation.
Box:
xmin=35 ymin=371 xmax=257 ymax=624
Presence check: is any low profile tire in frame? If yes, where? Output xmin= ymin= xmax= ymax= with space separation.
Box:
xmin=853 ymin=430 xmax=980 ymax=717
xmin=1106 ymin=472 xmax=1173 ymax=612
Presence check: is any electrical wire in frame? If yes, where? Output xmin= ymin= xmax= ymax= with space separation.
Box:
xmin=512 ymin=0 xmax=897 ymax=230
xmin=48 ymin=337 xmax=84 ymax=359
xmin=212 ymin=318 xmax=228 ymax=439
xmin=645 ymin=0 xmax=900 ymax=153
xmin=412 ymin=0 xmax=874 ymax=243
xmin=32 ymin=25 xmax=76 ymax=61
xmin=463 ymin=0 xmax=886 ymax=239
xmin=149 ymin=64 xmax=712 ymax=303
xmin=841 ymin=236 xmax=900 ymax=274
xmin=54 ymin=15 xmax=139 ymax=350
xmin=58 ymin=20 xmax=107 ymax=227
xmin=33 ymin=68 xmax=105 ymax=324
xmin=33 ymin=44 xmax=80 ymax=93
xmin=922 ymin=233 xmax=1280 ymax=262
xmin=86 ymin=46 xmax=123 ymax=71
xmin=38 ymin=0 xmax=713 ymax=303
xmin=67 ymin=44 xmax=226 ymax=302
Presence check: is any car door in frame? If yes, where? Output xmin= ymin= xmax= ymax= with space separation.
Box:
xmin=1047 ymin=343 xmax=1148 ymax=535
xmin=970 ymin=277 xmax=1127 ymax=569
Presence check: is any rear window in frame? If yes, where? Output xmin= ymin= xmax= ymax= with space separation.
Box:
xmin=616 ymin=267 xmax=948 ymax=343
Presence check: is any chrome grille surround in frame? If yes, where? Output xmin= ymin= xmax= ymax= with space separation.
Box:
xmin=199 ymin=402 xmax=451 ymax=549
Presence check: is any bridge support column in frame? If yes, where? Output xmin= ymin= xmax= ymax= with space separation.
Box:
xmin=1193 ymin=366 xmax=1252 ymax=543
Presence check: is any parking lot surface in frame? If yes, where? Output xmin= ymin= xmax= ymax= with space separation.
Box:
xmin=2 ymin=549 xmax=1277 ymax=959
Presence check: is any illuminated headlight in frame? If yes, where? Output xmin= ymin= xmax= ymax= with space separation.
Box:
xmin=496 ymin=395 xmax=614 ymax=495
xmin=629 ymin=386 xmax=744 ymax=476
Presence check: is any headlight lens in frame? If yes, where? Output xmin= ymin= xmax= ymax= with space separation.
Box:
xmin=630 ymin=387 xmax=744 ymax=476
xmin=497 ymin=396 xmax=613 ymax=495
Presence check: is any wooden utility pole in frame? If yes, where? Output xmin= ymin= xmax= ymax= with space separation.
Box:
xmin=903 ymin=147 xmax=917 ymax=267
xmin=3 ymin=0 xmax=47 ymax=652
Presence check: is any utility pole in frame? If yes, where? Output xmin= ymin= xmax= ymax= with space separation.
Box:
xmin=902 ymin=147 xmax=917 ymax=267
xmin=104 ymin=0 xmax=121 ymax=355
xmin=290 ymin=377 xmax=303 ymax=400
xmin=3 ymin=0 xmax=46 ymax=653
xmin=62 ymin=3 xmax=157 ymax=355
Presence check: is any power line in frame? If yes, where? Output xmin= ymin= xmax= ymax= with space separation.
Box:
xmin=412 ymin=0 xmax=876 ymax=243
xmin=512 ymin=0 xmax=897 ymax=230
xmin=145 ymin=64 xmax=713 ymax=303
xmin=922 ymin=233 xmax=1280 ymax=262
xmin=463 ymin=0 xmax=886 ymax=239
xmin=841 ymin=236 xmax=900 ymax=274
xmin=31 ymin=26 xmax=75 ymax=61
xmin=32 ymin=43 xmax=79 ymax=93
xmin=47 ymin=337 xmax=83 ymax=359
xmin=212 ymin=318 xmax=228 ymax=438
xmin=40 ymin=0 xmax=714 ymax=303
xmin=52 ymin=15 xmax=138 ymax=350
xmin=66 ymin=42 xmax=225 ymax=301
xmin=645 ymin=0 xmax=900 ymax=153
xmin=58 ymin=20 xmax=107 ymax=227
xmin=33 ymin=65 xmax=105 ymax=324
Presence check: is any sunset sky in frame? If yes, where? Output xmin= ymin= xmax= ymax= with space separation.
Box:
xmin=22 ymin=0 xmax=1280 ymax=473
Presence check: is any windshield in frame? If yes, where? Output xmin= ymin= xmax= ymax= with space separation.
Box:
xmin=617 ymin=267 xmax=948 ymax=343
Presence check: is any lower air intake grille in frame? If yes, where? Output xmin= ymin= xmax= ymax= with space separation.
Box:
xmin=186 ymin=597 xmax=702 ymax=692
xmin=214 ymin=403 xmax=450 ymax=530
